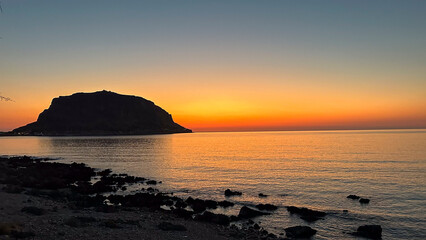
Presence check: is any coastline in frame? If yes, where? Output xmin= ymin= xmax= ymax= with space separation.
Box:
xmin=0 ymin=156 xmax=279 ymax=240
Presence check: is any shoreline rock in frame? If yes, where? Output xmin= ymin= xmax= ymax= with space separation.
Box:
xmin=285 ymin=226 xmax=317 ymax=238
xmin=286 ymin=206 xmax=326 ymax=222
xmin=0 ymin=156 xmax=278 ymax=240
xmin=351 ymin=225 xmax=382 ymax=239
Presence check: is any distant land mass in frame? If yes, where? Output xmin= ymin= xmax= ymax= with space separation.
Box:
xmin=8 ymin=90 xmax=192 ymax=136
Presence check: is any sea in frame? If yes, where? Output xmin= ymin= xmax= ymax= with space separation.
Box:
xmin=1 ymin=129 xmax=425 ymax=239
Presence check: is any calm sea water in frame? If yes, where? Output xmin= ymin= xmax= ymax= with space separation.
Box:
xmin=1 ymin=130 xmax=425 ymax=239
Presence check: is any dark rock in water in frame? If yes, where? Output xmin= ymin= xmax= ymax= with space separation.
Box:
xmin=21 ymin=207 xmax=46 ymax=216
xmin=255 ymin=204 xmax=278 ymax=211
xmin=218 ymin=200 xmax=234 ymax=208
xmin=238 ymin=206 xmax=270 ymax=219
xmin=225 ymin=189 xmax=242 ymax=197
xmin=146 ymin=180 xmax=157 ymax=185
xmin=194 ymin=211 xmax=231 ymax=226
xmin=158 ymin=222 xmax=187 ymax=231
xmin=359 ymin=198 xmax=370 ymax=204
xmin=286 ymin=206 xmax=326 ymax=222
xmin=347 ymin=194 xmax=361 ymax=200
xmin=11 ymin=90 xmax=191 ymax=136
xmin=258 ymin=193 xmax=268 ymax=198
xmin=185 ymin=197 xmax=218 ymax=212
xmin=285 ymin=226 xmax=317 ymax=238
xmin=97 ymin=169 xmax=112 ymax=177
xmin=351 ymin=225 xmax=382 ymax=239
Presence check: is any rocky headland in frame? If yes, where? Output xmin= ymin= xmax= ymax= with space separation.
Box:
xmin=8 ymin=91 xmax=191 ymax=136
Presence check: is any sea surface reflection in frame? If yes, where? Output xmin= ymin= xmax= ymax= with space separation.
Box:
xmin=1 ymin=130 xmax=425 ymax=239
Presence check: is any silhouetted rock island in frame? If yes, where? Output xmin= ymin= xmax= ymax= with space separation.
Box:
xmin=12 ymin=90 xmax=192 ymax=136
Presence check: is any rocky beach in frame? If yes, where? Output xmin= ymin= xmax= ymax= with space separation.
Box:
xmin=0 ymin=156 xmax=335 ymax=240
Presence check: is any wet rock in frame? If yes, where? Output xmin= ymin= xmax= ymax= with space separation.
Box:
xmin=255 ymin=204 xmax=278 ymax=211
xmin=347 ymin=194 xmax=360 ymax=200
xmin=359 ymin=198 xmax=370 ymax=204
xmin=97 ymin=169 xmax=112 ymax=177
xmin=204 ymin=200 xmax=218 ymax=209
xmin=218 ymin=200 xmax=234 ymax=208
xmin=352 ymin=225 xmax=382 ymax=239
xmin=21 ymin=206 xmax=46 ymax=216
xmin=174 ymin=199 xmax=188 ymax=209
xmin=146 ymin=180 xmax=157 ymax=185
xmin=238 ymin=206 xmax=270 ymax=219
xmin=225 ymin=189 xmax=242 ymax=197
xmin=258 ymin=193 xmax=268 ymax=198
xmin=185 ymin=197 xmax=218 ymax=212
xmin=286 ymin=206 xmax=326 ymax=222
xmin=285 ymin=226 xmax=317 ymax=238
xmin=158 ymin=222 xmax=187 ymax=231
xmin=194 ymin=211 xmax=231 ymax=226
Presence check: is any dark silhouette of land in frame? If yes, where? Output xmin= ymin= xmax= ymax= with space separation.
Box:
xmin=9 ymin=90 xmax=191 ymax=136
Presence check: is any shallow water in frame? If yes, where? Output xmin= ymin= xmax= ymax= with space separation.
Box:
xmin=1 ymin=130 xmax=425 ymax=239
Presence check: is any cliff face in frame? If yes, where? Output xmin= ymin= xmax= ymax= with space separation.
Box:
xmin=12 ymin=91 xmax=192 ymax=136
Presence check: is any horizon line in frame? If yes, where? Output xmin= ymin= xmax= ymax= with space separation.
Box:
xmin=192 ymin=127 xmax=426 ymax=134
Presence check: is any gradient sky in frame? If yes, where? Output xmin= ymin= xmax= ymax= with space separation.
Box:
xmin=0 ymin=0 xmax=425 ymax=132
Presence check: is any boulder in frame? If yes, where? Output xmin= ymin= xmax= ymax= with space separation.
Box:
xmin=359 ymin=198 xmax=370 ymax=204
xmin=352 ymin=225 xmax=382 ymax=239
xmin=258 ymin=193 xmax=268 ymax=198
xmin=347 ymin=194 xmax=360 ymax=200
xmin=286 ymin=206 xmax=326 ymax=222
xmin=238 ymin=206 xmax=269 ymax=219
xmin=285 ymin=226 xmax=317 ymax=238
xmin=218 ymin=200 xmax=234 ymax=208
xmin=225 ymin=189 xmax=242 ymax=197
xmin=255 ymin=204 xmax=278 ymax=211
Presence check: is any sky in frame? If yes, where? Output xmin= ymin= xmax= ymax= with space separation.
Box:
xmin=0 ymin=0 xmax=425 ymax=132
